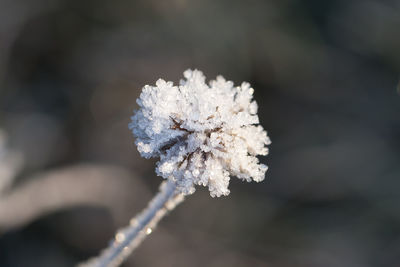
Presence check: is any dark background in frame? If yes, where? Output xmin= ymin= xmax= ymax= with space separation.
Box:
xmin=0 ymin=0 xmax=399 ymax=266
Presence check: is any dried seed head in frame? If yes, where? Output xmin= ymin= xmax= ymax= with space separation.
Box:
xmin=129 ymin=69 xmax=271 ymax=197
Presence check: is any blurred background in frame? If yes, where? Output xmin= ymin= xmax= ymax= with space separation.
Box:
xmin=0 ymin=0 xmax=399 ymax=266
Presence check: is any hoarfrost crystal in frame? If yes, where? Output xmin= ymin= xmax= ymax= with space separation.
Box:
xmin=129 ymin=69 xmax=271 ymax=197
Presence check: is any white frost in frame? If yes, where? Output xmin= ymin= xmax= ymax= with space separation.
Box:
xmin=129 ymin=69 xmax=271 ymax=197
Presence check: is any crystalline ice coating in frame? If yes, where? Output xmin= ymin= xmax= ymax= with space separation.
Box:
xmin=115 ymin=232 xmax=126 ymax=243
xmin=129 ymin=69 xmax=271 ymax=197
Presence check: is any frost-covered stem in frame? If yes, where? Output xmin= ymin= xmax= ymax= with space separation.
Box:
xmin=79 ymin=180 xmax=184 ymax=267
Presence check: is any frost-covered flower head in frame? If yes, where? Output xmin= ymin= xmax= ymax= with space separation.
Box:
xmin=129 ymin=69 xmax=270 ymax=197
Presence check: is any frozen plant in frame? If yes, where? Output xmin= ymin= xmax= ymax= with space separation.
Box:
xmin=80 ymin=69 xmax=270 ymax=267
xmin=131 ymin=69 xmax=271 ymax=196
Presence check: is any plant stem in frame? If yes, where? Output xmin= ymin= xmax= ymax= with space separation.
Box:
xmin=78 ymin=180 xmax=184 ymax=267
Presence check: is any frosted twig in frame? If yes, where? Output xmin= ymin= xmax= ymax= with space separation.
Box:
xmin=79 ymin=180 xmax=184 ymax=267
xmin=0 ymin=165 xmax=148 ymax=231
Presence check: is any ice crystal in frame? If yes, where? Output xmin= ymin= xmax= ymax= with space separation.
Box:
xmin=129 ymin=69 xmax=271 ymax=197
